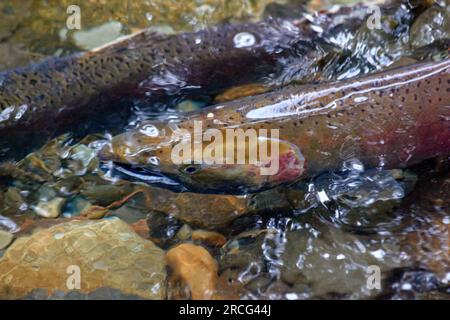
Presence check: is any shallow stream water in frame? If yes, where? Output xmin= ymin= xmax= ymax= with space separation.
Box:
xmin=0 ymin=0 xmax=448 ymax=300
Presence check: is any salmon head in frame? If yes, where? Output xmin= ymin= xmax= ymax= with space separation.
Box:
xmin=99 ymin=122 xmax=306 ymax=193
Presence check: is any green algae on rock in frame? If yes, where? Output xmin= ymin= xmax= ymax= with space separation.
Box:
xmin=0 ymin=218 xmax=166 ymax=299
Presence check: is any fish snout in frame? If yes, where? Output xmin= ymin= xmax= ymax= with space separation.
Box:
xmin=97 ymin=131 xmax=163 ymax=165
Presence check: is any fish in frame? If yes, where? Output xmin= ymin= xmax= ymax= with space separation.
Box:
xmin=2 ymin=1 xmax=424 ymax=159
xmin=100 ymin=58 xmax=450 ymax=193
xmin=0 ymin=15 xmax=349 ymax=161
xmin=0 ymin=19 xmax=329 ymax=143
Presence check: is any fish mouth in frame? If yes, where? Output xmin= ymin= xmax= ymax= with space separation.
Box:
xmin=102 ymin=162 xmax=184 ymax=191
xmin=97 ymin=141 xmax=169 ymax=183
xmin=107 ymin=162 xmax=253 ymax=194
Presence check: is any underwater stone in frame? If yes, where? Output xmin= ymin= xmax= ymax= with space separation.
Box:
xmin=32 ymin=197 xmax=66 ymax=218
xmin=166 ymin=243 xmax=218 ymax=300
xmin=0 ymin=219 xmax=166 ymax=299
xmin=0 ymin=230 xmax=14 ymax=250
xmin=192 ymin=230 xmax=226 ymax=247
xmin=176 ymin=224 xmax=192 ymax=241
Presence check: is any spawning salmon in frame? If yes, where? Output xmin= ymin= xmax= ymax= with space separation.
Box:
xmin=100 ymin=58 xmax=450 ymax=193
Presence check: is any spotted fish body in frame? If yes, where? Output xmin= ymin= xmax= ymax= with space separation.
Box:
xmin=103 ymin=58 xmax=450 ymax=192
xmin=0 ymin=0 xmax=398 ymax=139
xmin=0 ymin=20 xmax=321 ymax=134
xmin=225 ymin=58 xmax=450 ymax=176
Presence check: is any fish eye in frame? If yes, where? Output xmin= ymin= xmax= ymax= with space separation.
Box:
xmin=183 ymin=165 xmax=199 ymax=174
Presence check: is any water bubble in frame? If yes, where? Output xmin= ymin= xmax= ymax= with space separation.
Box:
xmin=139 ymin=124 xmax=159 ymax=137
xmin=321 ymin=253 xmax=331 ymax=260
xmin=310 ymin=25 xmax=324 ymax=33
xmin=285 ymin=293 xmax=299 ymax=300
xmin=238 ymin=262 xmax=261 ymax=283
xmin=401 ymin=283 xmax=412 ymax=291
xmin=445 ymin=273 xmax=450 ymax=283
xmin=148 ymin=156 xmax=160 ymax=166
xmin=327 ymin=124 xmax=339 ymax=130
xmin=370 ymin=249 xmax=386 ymax=260
xmin=145 ymin=13 xmax=153 ymax=22
xmin=233 ymin=32 xmax=256 ymax=48
xmin=316 ymin=190 xmax=331 ymax=204
xmin=342 ymin=158 xmax=365 ymax=173
xmin=0 ymin=215 xmax=19 ymax=233
xmin=0 ymin=106 xmax=15 ymax=122
xmin=15 ymin=104 xmax=28 ymax=120
xmin=311 ymin=168 xmax=408 ymax=229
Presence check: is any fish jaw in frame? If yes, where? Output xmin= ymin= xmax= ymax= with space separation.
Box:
xmin=98 ymin=128 xmax=170 ymax=164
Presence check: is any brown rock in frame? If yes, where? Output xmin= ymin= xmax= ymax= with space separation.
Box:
xmin=131 ymin=218 xmax=151 ymax=239
xmin=0 ymin=218 xmax=166 ymax=299
xmin=32 ymin=197 xmax=65 ymax=219
xmin=166 ymin=243 xmax=218 ymax=300
xmin=192 ymin=230 xmax=226 ymax=247
xmin=143 ymin=187 xmax=249 ymax=230
xmin=0 ymin=230 xmax=14 ymax=250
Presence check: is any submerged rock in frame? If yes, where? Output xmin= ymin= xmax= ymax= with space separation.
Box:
xmin=24 ymin=287 xmax=145 ymax=300
xmin=72 ymin=21 xmax=125 ymax=51
xmin=410 ymin=3 xmax=450 ymax=49
xmin=0 ymin=215 xmax=19 ymax=233
xmin=166 ymin=243 xmax=218 ymax=300
xmin=279 ymin=226 xmax=404 ymax=299
xmin=81 ymin=183 xmax=135 ymax=207
xmin=220 ymin=219 xmax=407 ymax=299
xmin=0 ymin=218 xmax=166 ymax=299
xmin=400 ymin=212 xmax=450 ymax=281
xmin=32 ymin=197 xmax=66 ymax=219
xmin=176 ymin=224 xmax=193 ymax=241
xmin=394 ymin=160 xmax=450 ymax=283
xmin=142 ymin=187 xmax=250 ymax=230
xmin=192 ymin=230 xmax=227 ymax=247
xmin=0 ymin=230 xmax=13 ymax=250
